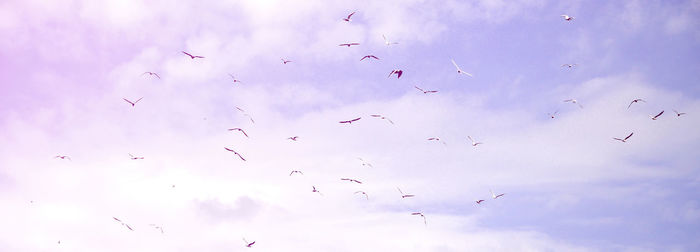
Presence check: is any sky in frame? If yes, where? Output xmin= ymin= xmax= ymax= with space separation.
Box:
xmin=1 ymin=0 xmax=700 ymax=251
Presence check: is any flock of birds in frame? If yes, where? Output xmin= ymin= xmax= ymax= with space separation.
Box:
xmin=45 ymin=11 xmax=689 ymax=249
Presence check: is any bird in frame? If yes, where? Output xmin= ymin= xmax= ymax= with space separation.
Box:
xmin=224 ymin=147 xmax=246 ymax=161
xmin=288 ymin=136 xmax=299 ymax=141
xmin=382 ymin=34 xmax=399 ymax=46
xmin=113 ymin=217 xmax=134 ymax=231
xmin=123 ymin=97 xmax=143 ymax=107
xmin=243 ymin=238 xmax=255 ymax=248
xmin=228 ymin=128 xmax=249 ymax=138
xmin=398 ymin=187 xmax=415 ymax=198
xmin=289 ymin=170 xmax=304 ymax=176
xmin=341 ymin=178 xmax=362 ymax=184
xmin=650 ymin=110 xmax=664 ymax=120
xmin=312 ymin=186 xmax=324 ymax=196
xmin=490 ymin=190 xmax=505 ymax=199
xmin=563 ymin=99 xmax=583 ymax=109
xmin=182 ymin=51 xmax=204 ymax=59
xmin=343 ymin=11 xmax=356 ymax=22
xmin=54 ymin=155 xmax=71 ymax=160
xmin=476 ymin=199 xmax=485 ymax=204
xmin=388 ymin=69 xmax=403 ymax=79
xmin=370 ymin=114 xmax=394 ymax=124
xmin=235 ymin=107 xmax=255 ymax=123
xmin=627 ymin=99 xmax=646 ymax=109
xmin=561 ymin=64 xmax=577 ymax=68
xmin=561 ymin=14 xmax=574 ymax=21
xmin=360 ymin=55 xmax=380 ymax=61
xmin=281 ymin=58 xmax=292 ymax=64
xmin=613 ymin=132 xmax=634 ymax=143
xmin=357 ymin=157 xmax=373 ymax=167
xmin=467 ymin=136 xmax=483 ymax=147
xmin=142 ymin=72 xmax=161 ymax=79
xmin=128 ymin=153 xmax=144 ymax=160
xmin=451 ymin=59 xmax=473 ymax=76
xmin=228 ymin=74 xmax=243 ymax=83
xmin=414 ymin=86 xmax=438 ymax=94
xmin=672 ymin=109 xmax=686 ymax=117
xmin=339 ymin=117 xmax=361 ymax=124
xmin=354 ymin=191 xmax=369 ymax=200
xmin=339 ymin=43 xmax=360 ymax=47
xmin=548 ymin=110 xmax=558 ymax=119
xmin=411 ymin=212 xmax=427 ymax=226
xmin=149 ymin=224 xmax=164 ymax=234
xmin=427 ymin=137 xmax=441 ymax=141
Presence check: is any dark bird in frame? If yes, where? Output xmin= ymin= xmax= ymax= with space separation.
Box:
xmin=228 ymin=128 xmax=249 ymax=138
xmin=288 ymin=136 xmax=299 ymax=141
xmin=360 ymin=55 xmax=380 ymax=61
xmin=627 ymin=99 xmax=646 ymax=109
xmin=142 ymin=72 xmax=161 ymax=79
xmin=224 ymin=147 xmax=246 ymax=161
xmin=343 ymin=11 xmax=356 ymax=22
xmin=388 ymin=69 xmax=403 ymax=79
xmin=312 ymin=186 xmax=323 ymax=196
xmin=339 ymin=43 xmax=360 ymax=47
xmin=243 ymin=238 xmax=255 ymax=248
xmin=123 ymin=97 xmax=143 ymax=107
xmin=341 ymin=178 xmax=362 ymax=184
xmin=339 ymin=117 xmax=361 ymax=124
xmin=414 ymin=86 xmax=438 ymax=94
xmin=411 ymin=212 xmax=427 ymax=226
xmin=427 ymin=137 xmax=440 ymax=141
xmin=354 ymin=191 xmax=369 ymax=200
xmin=370 ymin=114 xmax=394 ymax=124
xmin=613 ymin=132 xmax=634 ymax=143
xmin=490 ymin=190 xmax=505 ymax=199
xmin=398 ymin=187 xmax=415 ymax=198
xmin=476 ymin=199 xmax=485 ymax=204
xmin=289 ymin=170 xmax=304 ymax=176
xmin=650 ymin=110 xmax=664 ymax=120
xmin=672 ymin=109 xmax=686 ymax=117
xmin=281 ymin=58 xmax=292 ymax=64
xmin=54 ymin=155 xmax=71 ymax=160
xmin=182 ymin=51 xmax=204 ymax=59
xmin=128 ymin=153 xmax=144 ymax=160
xmin=113 ymin=217 xmax=134 ymax=231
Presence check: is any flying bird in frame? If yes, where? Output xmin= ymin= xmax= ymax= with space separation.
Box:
xmin=182 ymin=51 xmax=204 ymax=59
xmin=128 ymin=153 xmax=144 ymax=160
xmin=224 ymin=147 xmax=246 ymax=161
xmin=339 ymin=117 xmax=361 ymax=124
xmin=142 ymin=72 xmax=161 ymax=79
xmin=54 ymin=155 xmax=71 ymax=160
xmin=354 ymin=191 xmax=369 ymax=200
xmin=451 ymin=59 xmax=473 ymax=76
xmin=339 ymin=43 xmax=360 ymax=47
xmin=357 ymin=157 xmax=373 ymax=167
xmin=561 ymin=14 xmax=574 ymax=21
xmin=281 ymin=58 xmax=292 ymax=64
xmin=360 ymin=55 xmax=380 ymax=61
xmin=312 ymin=186 xmax=324 ymax=196
xmin=548 ymin=110 xmax=558 ymax=119
xmin=243 ymin=238 xmax=255 ymax=248
xmin=288 ymin=136 xmax=299 ymax=141
xmin=388 ymin=69 xmax=403 ymax=79
xmin=672 ymin=109 xmax=686 ymax=117
xmin=627 ymin=99 xmax=646 ymax=109
xmin=149 ymin=224 xmax=164 ymax=234
xmin=476 ymin=199 xmax=485 ymax=204
xmin=414 ymin=86 xmax=438 ymax=94
xmin=613 ymin=132 xmax=634 ymax=143
xmin=467 ymin=136 xmax=483 ymax=147
xmin=490 ymin=190 xmax=505 ymax=199
xmin=563 ymin=99 xmax=583 ymax=109
xmin=370 ymin=114 xmax=394 ymax=124
xmin=289 ymin=170 xmax=304 ymax=176
xmin=561 ymin=64 xmax=577 ymax=68
xmin=113 ymin=217 xmax=134 ymax=231
xmin=427 ymin=137 xmax=441 ymax=141
xmin=650 ymin=110 xmax=664 ymax=120
xmin=123 ymin=97 xmax=143 ymax=107
xmin=341 ymin=178 xmax=362 ymax=184
xmin=235 ymin=107 xmax=255 ymax=123
xmin=382 ymin=34 xmax=399 ymax=45
xmin=228 ymin=128 xmax=249 ymax=138
xmin=228 ymin=74 xmax=243 ymax=83
xmin=343 ymin=11 xmax=356 ymax=22
xmin=398 ymin=187 xmax=415 ymax=198
xmin=411 ymin=212 xmax=427 ymax=226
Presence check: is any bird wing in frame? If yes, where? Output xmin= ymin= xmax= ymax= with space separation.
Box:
xmin=236 ymin=153 xmax=246 ymax=161
xmin=347 ymin=12 xmax=355 ymax=19
xmin=134 ymin=97 xmax=143 ymax=104
xmin=627 ymin=101 xmax=634 ymax=109
xmin=123 ymin=98 xmax=133 ymax=104
xmin=388 ymin=70 xmax=395 ymax=78
xmin=153 ymin=73 xmax=161 ymax=79
xmin=451 ymin=59 xmax=461 ymax=71
xmin=467 ymin=136 xmax=474 ymax=142
xmin=625 ymin=132 xmax=633 ymax=140
xmin=224 ymin=147 xmax=234 ymax=152
xmin=414 ymin=86 xmax=424 ymax=92
xmin=241 ymin=129 xmax=248 ymax=137
xmin=396 ymin=70 xmax=403 ymax=78
xmin=655 ymin=110 xmax=664 ymax=118
xmin=352 ymin=117 xmax=361 ymax=122
xmin=182 ymin=51 xmax=193 ymax=57
xmin=360 ymin=56 xmax=368 ymax=61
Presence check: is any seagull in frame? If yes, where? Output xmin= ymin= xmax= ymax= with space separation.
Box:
xmin=370 ymin=114 xmax=394 ymax=124
xmin=343 ymin=11 xmax=356 ymax=22
xmin=243 ymin=238 xmax=255 ymax=248
xmin=427 ymin=137 xmax=441 ymax=141
xmin=281 ymin=58 xmax=292 ymax=64
xmin=650 ymin=110 xmax=664 ymax=120
xmin=228 ymin=74 xmax=243 ymax=83
xmin=288 ymin=136 xmax=299 ymax=141
xmin=182 ymin=51 xmax=204 ymax=59
xmin=672 ymin=109 xmax=686 ymax=117
xmin=360 ymin=55 xmax=380 ymax=61
xmin=490 ymin=190 xmax=505 ymax=199
xmin=312 ymin=186 xmax=324 ymax=196
xmin=357 ymin=157 xmax=373 ymax=167
xmin=354 ymin=191 xmax=369 ymax=200
xmin=339 ymin=43 xmax=360 ymax=47
xmin=548 ymin=110 xmax=558 ymax=119
xmin=398 ymin=187 xmax=415 ymax=198
xmin=613 ymin=132 xmax=634 ymax=143
xmin=235 ymin=107 xmax=255 ymax=123
xmin=341 ymin=178 xmax=362 ymax=184
xmin=561 ymin=64 xmax=577 ymax=68
xmin=411 ymin=212 xmax=427 ymax=226
xmin=289 ymin=170 xmax=304 ymax=176
xmin=388 ymin=69 xmax=403 ymax=79
xmin=123 ymin=97 xmax=143 ymax=107
xmin=467 ymin=136 xmax=483 ymax=147
xmin=561 ymin=14 xmax=574 ymax=21
xmin=224 ymin=147 xmax=246 ymax=161
xmin=54 ymin=155 xmax=71 ymax=160
xmin=228 ymin=128 xmax=249 ymax=138
xmin=563 ymin=99 xmax=583 ymax=109
xmin=382 ymin=34 xmax=399 ymax=46
xmin=627 ymin=99 xmax=646 ymax=109
xmin=142 ymin=72 xmax=161 ymax=79
xmin=451 ymin=59 xmax=473 ymax=76
xmin=149 ymin=224 xmax=164 ymax=234
xmin=339 ymin=117 xmax=361 ymax=124
xmin=113 ymin=217 xmax=134 ymax=231
xmin=414 ymin=86 xmax=438 ymax=94
xmin=476 ymin=199 xmax=485 ymax=204
xmin=128 ymin=153 xmax=144 ymax=160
